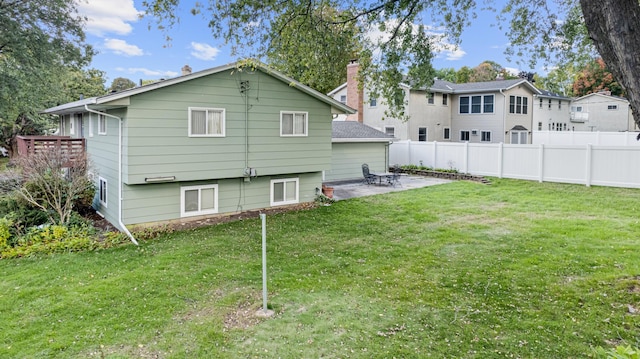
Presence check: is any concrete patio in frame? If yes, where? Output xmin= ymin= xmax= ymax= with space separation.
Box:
xmin=324 ymin=175 xmax=452 ymax=201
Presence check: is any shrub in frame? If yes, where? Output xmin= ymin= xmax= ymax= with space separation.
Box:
xmin=0 ymin=224 xmax=97 ymax=259
xmin=595 ymin=345 xmax=640 ymax=359
xmin=0 ymin=193 xmax=47 ymax=236
xmin=0 ymin=217 xmax=12 ymax=250
xmin=0 ymin=171 xmax=21 ymax=194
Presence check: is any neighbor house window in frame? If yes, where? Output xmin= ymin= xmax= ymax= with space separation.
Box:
xmin=98 ymin=114 xmax=107 ymax=135
xmin=370 ymin=98 xmax=377 ymax=107
xmin=509 ymin=96 xmax=528 ymax=114
xmin=459 ymin=95 xmax=494 ymax=114
xmin=442 ymin=94 xmax=448 ymax=105
xmin=443 ymin=127 xmax=451 ymax=140
xmin=384 ymin=126 xmax=395 ymax=137
xmin=539 ymin=98 xmax=543 ymax=108
xmin=481 ymin=131 xmax=491 ymax=142
xmin=427 ymin=92 xmax=434 ymax=104
xmin=98 ymin=177 xmax=107 ymax=208
xmin=339 ymin=95 xmax=346 ymax=104
xmin=270 ymin=178 xmax=298 ymax=206
xmin=418 ymin=127 xmax=427 ymax=141
xmin=460 ymin=130 xmax=470 ymax=141
xmin=280 ymin=111 xmax=307 ymax=136
xmin=548 ymin=99 xmax=552 ymax=109
xmin=189 ymin=107 xmax=225 ymax=137
xmin=558 ymin=100 xmax=562 ymax=109
xmin=511 ymin=131 xmax=528 ymax=144
xmin=181 ymin=184 xmax=218 ymax=217
xmin=538 ymin=122 xmax=542 ymax=131
xmin=608 ymin=104 xmax=618 ymax=110
xmin=571 ymin=106 xmax=583 ymax=112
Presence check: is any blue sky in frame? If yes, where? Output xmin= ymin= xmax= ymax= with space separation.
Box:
xmin=78 ymin=0 xmax=531 ymax=86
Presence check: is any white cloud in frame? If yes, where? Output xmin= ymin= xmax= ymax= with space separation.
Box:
xmin=116 ymin=67 xmax=179 ymax=78
xmin=190 ymin=42 xmax=220 ymax=61
xmin=104 ymin=38 xmax=144 ymax=56
xmin=366 ymin=20 xmax=466 ymax=62
xmin=77 ymin=0 xmax=142 ymax=36
xmin=504 ymin=67 xmax=520 ymax=76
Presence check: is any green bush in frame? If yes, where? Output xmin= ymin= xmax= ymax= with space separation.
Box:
xmin=0 ymin=224 xmax=97 ymax=259
xmin=0 ymin=217 xmax=12 ymax=250
xmin=595 ymin=345 xmax=640 ymax=359
xmin=0 ymin=194 xmax=47 ymax=236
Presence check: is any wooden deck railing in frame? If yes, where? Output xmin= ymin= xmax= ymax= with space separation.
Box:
xmin=15 ymin=136 xmax=86 ymax=163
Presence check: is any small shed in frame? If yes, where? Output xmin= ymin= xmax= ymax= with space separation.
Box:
xmin=326 ymin=121 xmax=394 ymax=182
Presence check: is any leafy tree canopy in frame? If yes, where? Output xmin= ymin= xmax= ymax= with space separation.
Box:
xmin=142 ymin=0 xmax=640 ymax=127
xmin=572 ymin=58 xmax=623 ymax=97
xmin=109 ymin=78 xmax=137 ymax=93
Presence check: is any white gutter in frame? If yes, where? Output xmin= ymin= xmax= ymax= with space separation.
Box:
xmin=84 ymin=104 xmax=139 ymax=245
xmin=500 ymin=89 xmax=507 ymax=143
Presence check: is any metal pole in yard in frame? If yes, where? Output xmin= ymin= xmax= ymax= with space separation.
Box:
xmin=260 ymin=213 xmax=268 ymax=313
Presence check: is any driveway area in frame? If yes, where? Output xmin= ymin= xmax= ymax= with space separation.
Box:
xmin=325 ymin=175 xmax=451 ymax=201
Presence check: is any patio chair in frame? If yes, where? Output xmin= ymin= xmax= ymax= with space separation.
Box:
xmin=362 ymin=163 xmax=377 ymax=185
xmin=386 ymin=164 xmax=402 ymax=187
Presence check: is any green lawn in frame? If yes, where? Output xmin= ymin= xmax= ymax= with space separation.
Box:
xmin=1 ymin=179 xmax=639 ymax=358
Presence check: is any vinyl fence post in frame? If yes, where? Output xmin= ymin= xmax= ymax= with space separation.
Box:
xmin=538 ymin=144 xmax=545 ymax=183
xmin=464 ymin=141 xmax=469 ymax=174
xmin=260 ymin=213 xmax=268 ymax=313
xmin=498 ymin=142 xmax=504 ymax=178
xmin=585 ymin=144 xmax=592 ymax=187
xmin=433 ymin=141 xmax=438 ymax=168
xmin=407 ymin=140 xmax=412 ymax=165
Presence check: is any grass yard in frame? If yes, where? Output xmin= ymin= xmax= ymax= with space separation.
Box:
xmin=1 ymin=178 xmax=639 ymax=358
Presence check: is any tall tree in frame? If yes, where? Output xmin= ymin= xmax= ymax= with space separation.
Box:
xmin=434 ymin=68 xmax=457 ymax=82
xmin=266 ymin=5 xmax=361 ymax=94
xmin=572 ymin=58 xmax=623 ymax=97
xmin=455 ymin=66 xmax=473 ymax=84
xmin=0 ymin=0 xmax=93 ymax=154
xmin=142 ymin=0 xmax=640 ymax=128
xmin=109 ymin=77 xmax=137 ymax=92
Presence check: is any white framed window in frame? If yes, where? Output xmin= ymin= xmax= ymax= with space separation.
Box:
xmin=481 ymin=131 xmax=491 ymax=142
xmin=88 ymin=113 xmax=94 ymax=137
xmin=511 ymin=131 xmax=528 ymax=144
xmin=608 ymin=104 xmax=618 ymax=110
xmin=443 ymin=127 xmax=451 ymax=140
xmin=539 ymin=98 xmax=543 ymax=108
xmin=189 ymin=107 xmax=225 ymax=137
xmin=538 ymin=122 xmax=543 ymax=131
xmin=98 ymin=114 xmax=107 ymax=135
xmin=369 ymin=98 xmax=377 ymax=107
xmin=180 ymin=184 xmax=219 ymax=217
xmin=548 ymin=99 xmax=552 ymax=109
xmin=384 ymin=126 xmax=395 ymax=137
xmin=459 ymin=95 xmax=494 ymax=114
xmin=270 ymin=178 xmax=299 ymax=206
xmin=509 ymin=96 xmax=528 ymax=114
xmin=558 ymin=100 xmax=562 ymax=109
xmin=427 ymin=92 xmax=435 ymax=104
xmin=98 ymin=177 xmax=108 ymax=208
xmin=280 ymin=111 xmax=308 ymax=136
xmin=339 ymin=95 xmax=346 ymax=104
xmin=418 ymin=127 xmax=427 ymax=141
xmin=442 ymin=94 xmax=448 ymax=106
xmin=571 ymin=106 xmax=583 ymax=112
xmin=460 ymin=130 xmax=470 ymax=141
xmin=69 ymin=115 xmax=75 ymax=135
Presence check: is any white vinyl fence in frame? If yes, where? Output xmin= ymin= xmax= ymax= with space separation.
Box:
xmin=390 ymin=140 xmax=640 ymax=188
xmin=532 ymin=131 xmax=640 ymax=146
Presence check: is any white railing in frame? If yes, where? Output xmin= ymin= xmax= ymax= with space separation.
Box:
xmin=389 ymin=140 xmax=640 ymax=188
xmin=532 ymin=131 xmax=640 ymax=146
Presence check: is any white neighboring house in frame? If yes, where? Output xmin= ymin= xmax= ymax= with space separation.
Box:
xmin=533 ymin=90 xmax=572 ymax=132
xmin=329 ymin=61 xmax=540 ymax=144
xmin=570 ymin=92 xmax=636 ymax=132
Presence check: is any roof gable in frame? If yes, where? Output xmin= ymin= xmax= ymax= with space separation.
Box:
xmin=44 ymin=61 xmax=355 ymax=115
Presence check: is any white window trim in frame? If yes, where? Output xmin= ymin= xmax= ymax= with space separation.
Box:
xmin=460 ymin=130 xmax=470 ymax=142
xmin=418 ymin=127 xmax=428 ymax=141
xmin=384 ymin=126 xmax=395 ymax=137
xmin=443 ymin=127 xmax=451 ymax=140
xmin=98 ymin=114 xmax=107 ymax=135
xmin=369 ymin=98 xmax=378 ymax=108
xmin=180 ymin=184 xmax=219 ymax=217
xmin=270 ymin=178 xmax=299 ymax=206
xmin=481 ymin=130 xmax=492 ymax=142
xmin=69 ymin=115 xmax=75 ymax=135
xmin=280 ymin=111 xmax=308 ymax=137
xmin=188 ymin=107 xmax=226 ymax=137
xmin=607 ymin=104 xmax=618 ymax=110
xmin=98 ymin=177 xmax=107 ymax=208
xmin=459 ymin=94 xmax=495 ymax=114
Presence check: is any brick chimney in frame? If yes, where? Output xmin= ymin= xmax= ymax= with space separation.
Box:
xmin=181 ymin=65 xmax=192 ymax=76
xmin=346 ymin=60 xmax=363 ymax=122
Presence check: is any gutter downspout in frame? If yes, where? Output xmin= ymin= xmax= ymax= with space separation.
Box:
xmin=85 ymin=104 xmax=139 ymax=245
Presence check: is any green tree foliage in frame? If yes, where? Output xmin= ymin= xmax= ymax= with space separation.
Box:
xmin=0 ymin=0 xmax=93 ymax=154
xmin=434 ymin=68 xmax=457 ymax=82
xmin=572 ymin=58 xmax=623 ymax=97
xmin=109 ymin=77 xmax=137 ymax=92
xmin=266 ymin=5 xmax=361 ymax=94
xmin=142 ymin=0 xmax=640 ymax=126
xmin=455 ymin=66 xmax=473 ymax=84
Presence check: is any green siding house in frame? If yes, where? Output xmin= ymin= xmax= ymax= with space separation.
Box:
xmin=43 ymin=62 xmax=354 ymax=236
